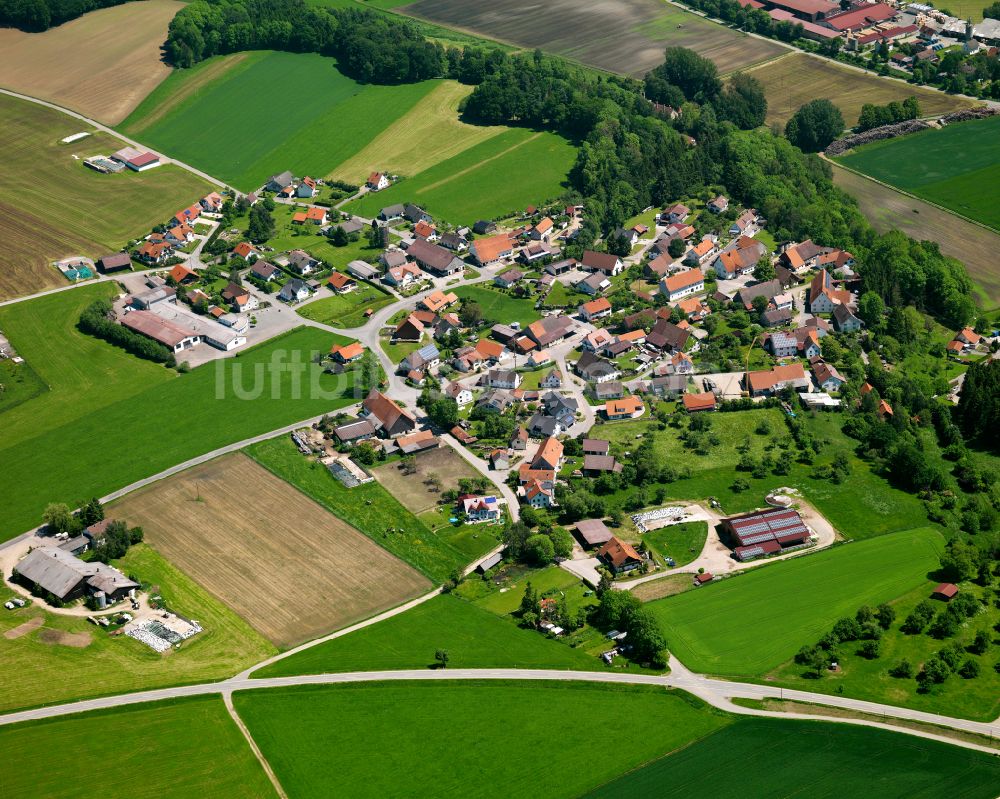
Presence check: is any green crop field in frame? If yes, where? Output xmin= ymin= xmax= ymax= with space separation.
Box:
xmin=344 ymin=128 xmax=576 ymax=224
xmin=0 ymin=697 xmax=276 ymax=798
xmin=601 ymin=410 xmax=930 ymax=538
xmin=768 ymin=579 xmax=1000 ymax=721
xmin=584 ymin=717 xmax=1000 ymax=798
xmin=245 ymin=437 xmax=471 ymax=582
xmin=0 ymin=545 xmax=274 ymax=714
xmin=837 ymin=116 xmax=1000 ymax=232
xmin=452 ymin=285 xmax=541 ymax=328
xmin=119 ymin=51 xmax=438 ymax=190
xmin=647 ymin=528 xmax=944 ymax=676
xmin=0 ymin=284 xmax=361 ymax=542
xmin=0 ymin=93 xmax=211 ymax=300
xmin=234 ymin=681 xmax=728 ymax=798
xmin=254 ymin=593 xmax=604 ymax=677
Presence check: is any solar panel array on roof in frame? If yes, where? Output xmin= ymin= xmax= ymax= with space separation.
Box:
xmin=728 ymin=508 xmax=809 ymax=549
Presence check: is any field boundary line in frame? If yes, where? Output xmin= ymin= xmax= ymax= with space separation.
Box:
xmin=825 ymin=156 xmax=1000 ymax=237
xmin=415 ymin=131 xmax=544 ymax=194
xmin=223 ymin=690 xmax=290 ymax=799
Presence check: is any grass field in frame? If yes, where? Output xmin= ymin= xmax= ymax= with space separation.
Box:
xmin=0 ymin=0 xmax=182 ymax=124
xmin=0 ymin=544 xmax=274 ymax=714
xmin=832 ymin=164 xmax=1000 ymax=309
xmin=401 ymin=0 xmax=785 ymax=76
xmin=0 ymin=94 xmax=211 ymax=300
xmin=246 ymin=437 xmax=476 ymax=582
xmin=0 ymin=697 xmax=276 ymax=798
xmin=767 ymin=579 xmax=1000 ymax=721
xmin=584 ymin=717 xmax=1000 ymax=798
xmin=344 ymin=128 xmax=576 ymax=224
xmin=640 ymin=521 xmax=708 ymax=568
xmin=296 ymin=285 xmax=395 ymax=328
xmin=837 ymin=116 xmax=1000 ymax=232
xmin=235 ymin=681 xmax=728 ymax=798
xmin=110 ymin=454 xmax=430 ymax=649
xmin=601 ymin=409 xmax=931 ymax=537
xmin=120 ymin=51 xmax=439 ymax=190
xmin=0 ymin=284 xmax=360 ymax=542
xmin=647 ymin=527 xmax=944 ymax=676
xmin=255 ymin=593 xmax=605 ymax=677
xmin=328 ymin=80 xmax=512 ymax=183
xmin=451 ymin=285 xmax=541 ymax=328
xmin=748 ymin=52 xmax=972 ymax=127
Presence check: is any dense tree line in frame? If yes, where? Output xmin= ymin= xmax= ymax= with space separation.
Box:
xmin=956 ymin=360 xmax=1000 ymax=451
xmin=856 ymin=96 xmax=920 ymax=133
xmin=0 ymin=0 xmax=127 ymax=31
xmin=166 ymin=0 xmax=445 ymax=82
xmin=78 ymin=299 xmax=176 ymax=366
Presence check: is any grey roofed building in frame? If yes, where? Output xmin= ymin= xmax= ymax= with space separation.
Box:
xmin=97 ymin=252 xmax=132 ymax=272
xmin=476 ymin=551 xmax=504 ymax=573
xmin=733 ymin=279 xmax=782 ymax=310
xmin=379 ymin=203 xmax=406 ymax=221
xmin=348 ymin=260 xmax=379 ymax=280
xmin=330 ymin=217 xmax=364 ymax=235
xmin=575 ymin=351 xmax=619 ymax=382
xmin=761 ymin=307 xmax=793 ymax=327
xmin=583 ymin=454 xmax=623 ymax=474
xmin=582 ymin=438 xmax=610 ymax=456
xmin=832 ymin=302 xmax=862 ymax=332
xmin=647 ymin=374 xmax=687 ymax=396
xmin=473 ymin=220 xmax=496 ymax=235
xmin=575 ymin=518 xmax=613 ymax=547
xmin=527 ymin=412 xmax=560 ymax=437
xmin=542 ymin=391 xmax=578 ymax=423
xmin=491 ymin=324 xmax=518 ymax=342
xmin=476 ymin=388 xmax=514 ymax=413
xmin=381 ymin=249 xmax=408 ymax=269
xmin=403 ymin=203 xmax=432 ymax=223
xmin=251 ymin=260 xmax=280 ymax=281
xmin=440 ymin=232 xmax=468 ymax=251
xmin=265 ymin=170 xmax=294 ymax=191
xmin=593 ymin=380 xmax=624 ymax=400
xmin=333 ymin=419 xmax=377 ymax=443
xmin=545 ymin=258 xmax=577 ymax=275
xmin=14 ymin=547 xmax=138 ymax=602
xmin=407 ymin=238 xmax=464 ymax=275
xmin=646 ymin=318 xmax=689 ymax=352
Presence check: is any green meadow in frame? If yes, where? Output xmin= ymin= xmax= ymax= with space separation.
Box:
xmin=345 ymin=128 xmax=576 ymax=223
xmin=647 ymin=528 xmax=944 ymax=676
xmin=0 ymin=284 xmax=361 ymax=541
xmin=452 ymin=285 xmax=542 ymax=328
xmin=837 ymin=116 xmax=1000 ymax=232
xmin=585 ymin=717 xmax=1000 ymax=799
xmin=0 ymin=697 xmax=276 ymax=799
xmin=119 ymin=51 xmax=438 ymax=190
xmin=254 ymin=593 xmax=604 ymax=677
xmin=234 ymin=681 xmax=727 ymax=798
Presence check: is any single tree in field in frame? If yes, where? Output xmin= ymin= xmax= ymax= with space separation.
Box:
xmin=434 ymin=649 xmax=449 ymax=669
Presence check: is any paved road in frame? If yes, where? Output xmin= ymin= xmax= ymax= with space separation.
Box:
xmin=2 ymin=663 xmax=996 ymax=753
xmin=0 ymin=88 xmax=232 ymax=190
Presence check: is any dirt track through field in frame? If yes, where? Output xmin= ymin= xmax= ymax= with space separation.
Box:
xmin=3 ymin=616 xmax=43 ymax=640
xmin=416 ymin=132 xmax=543 ymax=194
xmin=0 ymin=0 xmax=183 ymax=124
xmin=111 ymin=454 xmax=431 ymax=649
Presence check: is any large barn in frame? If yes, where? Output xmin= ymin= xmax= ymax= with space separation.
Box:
xmin=721 ymin=507 xmax=812 ymax=561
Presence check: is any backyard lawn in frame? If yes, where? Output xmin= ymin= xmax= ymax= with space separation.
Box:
xmin=452 ymin=285 xmax=541 ymax=328
xmin=296 ymin=286 xmax=395 ymax=328
xmin=0 ymin=545 xmax=275 ymax=714
xmin=647 ymin=527 xmax=944 ymax=677
xmin=0 ymin=284 xmax=360 ymax=541
xmin=253 ymin=593 xmax=603 ymax=677
xmin=0 ymin=697 xmax=276 ymax=799
xmin=637 ymin=521 xmax=708 ymax=568
xmin=234 ymin=681 xmax=728 ymax=798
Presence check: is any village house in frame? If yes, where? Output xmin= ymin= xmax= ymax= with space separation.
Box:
xmin=808 ymin=269 xmax=852 ymax=313
xmin=331 ymin=341 xmax=365 ymax=364
xmin=764 ymin=328 xmax=821 ymax=359
xmin=576 ymin=273 xmax=611 ymax=296
xmin=285 ymin=250 xmax=320 ymax=276
xmin=683 ymin=392 xmax=717 ymax=412
xmin=327 ymin=272 xmax=356 ymax=294
xmin=605 ymin=395 xmax=644 ymax=420
xmin=393 ymin=314 xmax=425 ymax=342
xmin=510 ymin=427 xmax=529 ymax=450
xmin=494 ymin=268 xmax=525 ymax=288
xmin=404 ymin=204 xmax=432 ymax=225
xmin=713 ymin=236 xmax=766 ymax=280
xmin=812 ymin=360 xmax=845 ymax=392
xmin=581 ymin=250 xmax=624 ymax=276
xmin=540 ymin=369 xmax=562 ymax=388
xmin=660 ymin=268 xmax=705 ymax=303
xmin=297 ymin=177 xmax=318 ymax=198
xmin=475 ymin=338 xmax=506 ymax=364
xmin=367 ymin=172 xmax=390 ymax=191
xmin=14 ymin=547 xmax=139 ymax=605
xmin=490 ymin=449 xmax=510 ymax=470
xmin=407 ymin=238 xmax=465 ymax=276
xmin=378 ymin=203 xmax=405 ymax=223
xmin=413 ymin=220 xmax=437 ymax=240
xmin=471 ymin=233 xmax=517 ymax=267
xmin=395 ymin=429 xmax=439 ymax=455
xmin=278 ymin=278 xmax=311 ymax=303
xmin=593 ymin=381 xmax=625 ymax=401
xmin=362 ymin=389 xmax=416 ymax=437
xmin=135 ymin=240 xmax=173 ymax=265
xmin=444 ymin=381 xmax=474 ymax=407
xmin=477 ymin=388 xmax=515 ymax=414
xmin=532 ymin=436 xmax=564 ymax=471
xmin=597 ymin=536 xmax=643 ymax=574
xmin=292 ymin=207 xmax=328 ymax=225
xmin=734 ymin=279 xmax=782 ymax=311
xmin=334 ymin=419 xmax=377 ymax=445
xmin=541 ymin=392 xmax=579 ymax=430
xmin=524 ymin=480 xmax=555 ymax=509
xmin=646 ymin=318 xmax=690 ymax=353
xmin=685 ymin=236 xmax=719 ymax=267
xmin=440 ymin=231 xmax=469 ymax=252
xmin=707 ymin=195 xmax=729 ymax=214
xmin=645 ymin=253 xmax=673 ymax=280
xmin=530 ymin=217 xmax=554 ymax=241
xmin=832 ymin=303 xmax=862 ymax=333
xmin=574 ymin=519 xmax=614 ymax=548
xmin=487 ymin=368 xmax=521 ymax=390
xmin=526 ymin=349 xmax=552 ymax=369
xmin=384 ymin=262 xmax=424 ymax=288
xmin=462 ymin=495 xmax=502 ymax=523
xmin=420 ymin=290 xmax=459 ymax=314
xmin=745 ymin=363 xmax=810 ymax=397
xmin=661 ymin=203 xmax=690 ymax=224
xmin=729 ymin=209 xmax=762 ymax=237
xmin=250 ymin=261 xmax=280 ymax=282
xmin=265 ymin=171 xmax=294 ymax=192
xmin=579 ymin=297 xmax=613 ymax=322
xmin=400 ymin=344 xmax=441 ymax=375
xmin=583 ymin=454 xmax=623 ymax=476
xmin=527 ymin=316 xmax=574 ymax=348
xmin=576 ymin=351 xmax=620 ymax=383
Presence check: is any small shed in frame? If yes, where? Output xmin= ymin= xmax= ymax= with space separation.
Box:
xmin=932 ymin=582 xmax=958 ymax=601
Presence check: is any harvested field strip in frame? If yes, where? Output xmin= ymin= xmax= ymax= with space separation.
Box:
xmin=0 ymin=697 xmax=278 ymax=799
xmin=0 ymin=0 xmax=183 ymax=124
xmin=418 ymin=131 xmax=542 ymax=193
xmin=831 ymin=163 xmax=1000 ymax=309
xmin=328 ymin=80 xmax=508 ymax=183
xmin=747 ymin=52 xmax=972 ymax=127
xmin=110 ymin=454 xmax=431 ymax=649
xmin=3 ymin=616 xmax=44 ymax=640
xmin=648 ymin=527 xmax=944 ymax=676
xmin=400 ymin=0 xmax=784 ymax=76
